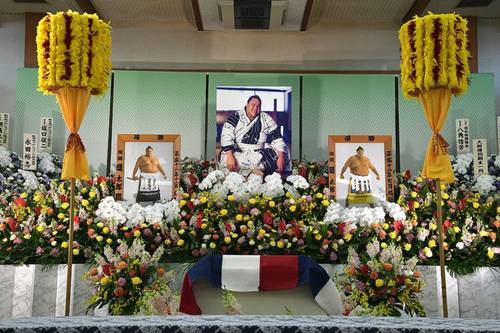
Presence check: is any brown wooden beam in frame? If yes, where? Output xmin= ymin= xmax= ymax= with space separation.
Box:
xmin=191 ymin=0 xmax=204 ymax=31
xmin=465 ymin=16 xmax=478 ymax=73
xmin=24 ymin=12 xmax=46 ymax=68
xmin=402 ymin=0 xmax=431 ymax=23
xmin=300 ymin=0 xmax=314 ymax=31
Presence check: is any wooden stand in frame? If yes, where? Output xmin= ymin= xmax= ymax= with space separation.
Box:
xmin=64 ymin=178 xmax=76 ymax=316
xmin=435 ymin=178 xmax=448 ymax=318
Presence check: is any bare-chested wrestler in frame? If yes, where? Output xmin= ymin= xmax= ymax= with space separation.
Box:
xmin=131 ymin=146 xmax=167 ymax=203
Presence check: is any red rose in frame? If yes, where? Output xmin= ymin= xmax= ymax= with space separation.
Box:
xmin=408 ymin=201 xmax=415 ymax=211
xmin=293 ymin=226 xmax=301 ymax=238
xmin=360 ymin=264 xmax=370 ymax=276
xmin=225 ymin=222 xmax=232 ymax=232
xmin=393 ymin=220 xmax=403 ymax=233
xmin=34 ymin=207 xmax=42 ymax=216
xmin=443 ymin=219 xmax=452 ymax=230
xmin=403 ymin=169 xmax=412 ymax=180
xmin=102 ymin=264 xmax=113 ymax=276
xmin=114 ymin=287 xmax=125 ymax=297
xmin=7 ymin=218 xmax=18 ymax=232
xmin=13 ymin=198 xmax=26 ymax=207
xmin=458 ymin=199 xmax=467 ymax=211
xmin=316 ymin=176 xmax=327 ymax=185
xmin=188 ymin=174 xmax=198 ymax=186
xmin=298 ymin=166 xmax=307 ymax=178
xmin=187 ymin=201 xmax=194 ymax=210
xmin=196 ymin=212 xmax=203 ymax=228
xmin=338 ymin=223 xmax=346 ymax=235
xmin=74 ymin=215 xmax=80 ymax=226
xmin=263 ymin=211 xmax=273 ymax=225
xmin=278 ymin=220 xmax=286 ymax=233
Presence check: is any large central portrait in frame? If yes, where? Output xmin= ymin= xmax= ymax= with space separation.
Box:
xmin=216 ymin=86 xmax=292 ymax=176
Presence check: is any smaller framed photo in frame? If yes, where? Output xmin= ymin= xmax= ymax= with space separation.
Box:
xmin=328 ymin=135 xmax=394 ymax=206
xmin=115 ymin=134 xmax=181 ymax=205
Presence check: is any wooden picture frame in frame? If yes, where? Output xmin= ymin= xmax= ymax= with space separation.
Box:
xmin=328 ymin=135 xmax=394 ymax=204
xmin=115 ymin=134 xmax=181 ymax=204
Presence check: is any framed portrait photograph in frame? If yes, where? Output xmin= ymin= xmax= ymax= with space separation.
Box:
xmin=328 ymin=135 xmax=394 ymax=206
xmin=115 ymin=134 xmax=181 ymax=206
xmin=215 ymin=86 xmax=292 ymax=176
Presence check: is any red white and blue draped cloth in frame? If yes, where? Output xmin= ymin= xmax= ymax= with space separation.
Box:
xmin=179 ymin=255 xmax=343 ymax=315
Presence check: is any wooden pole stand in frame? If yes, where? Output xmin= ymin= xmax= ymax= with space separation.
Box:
xmin=64 ymin=177 xmax=76 ymax=316
xmin=435 ymin=178 xmax=448 ymax=318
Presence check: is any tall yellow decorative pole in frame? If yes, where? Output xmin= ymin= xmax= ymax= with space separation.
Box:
xmin=36 ymin=11 xmax=112 ymax=316
xmin=399 ymin=13 xmax=470 ymax=318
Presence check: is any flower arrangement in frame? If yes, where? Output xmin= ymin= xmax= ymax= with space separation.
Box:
xmin=85 ymin=238 xmax=175 ymax=315
xmin=399 ymin=13 xmax=470 ymax=98
xmin=343 ymin=240 xmax=425 ymax=317
xmin=36 ymin=10 xmax=112 ymax=95
xmin=0 ymin=175 xmax=114 ymax=264
xmin=397 ymin=173 xmax=499 ymax=274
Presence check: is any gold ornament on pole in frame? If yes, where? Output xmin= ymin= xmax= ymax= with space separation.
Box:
xmin=399 ymin=12 xmax=470 ymax=318
xmin=36 ymin=10 xmax=111 ymax=316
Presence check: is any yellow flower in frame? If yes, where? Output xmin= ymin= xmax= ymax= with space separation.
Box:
xmin=100 ymin=277 xmax=109 ymax=285
xmin=227 ymin=195 xmax=235 ymax=202
xmin=201 ymin=223 xmax=207 ymax=229
xmin=220 ymin=209 xmax=228 ymax=216
xmin=277 ymin=240 xmax=285 ymax=248
xmin=344 ymin=233 xmax=352 ymax=241
xmin=57 ymin=213 xmax=65 ymax=220
xmin=224 ymin=236 xmax=231 ymax=244
xmin=249 ymin=239 xmax=255 ymax=246
xmin=133 ymin=230 xmax=141 ymax=237
xmin=270 ymin=240 xmax=276 ymax=247
xmin=179 ymin=200 xmax=186 ymax=207
xmin=131 ymin=277 xmax=142 ymax=285
xmin=178 ymin=229 xmax=185 ymax=235
xmin=200 ymin=196 xmax=208 ymax=204
xmin=102 ymin=227 xmax=110 ymax=234
xmin=382 ymin=223 xmax=389 ymax=230
xmin=389 ymin=231 xmax=397 ymax=239
xmin=73 ymin=248 xmax=80 ymax=256
xmin=259 ymin=229 xmax=266 ymax=235
xmin=387 ymin=279 xmax=395 ymax=287
xmin=96 ymin=235 xmax=103 ymax=242
xmin=375 ymin=279 xmax=384 ymax=287
xmin=453 ymin=226 xmax=460 ymax=233
xmin=235 ymin=214 xmax=243 ymax=222
xmin=80 ymin=187 xmax=87 ymax=194
xmin=404 ymin=243 xmax=412 ymax=251
xmin=209 ymin=242 xmax=216 ymax=249
xmin=497 ymin=207 xmax=500 ymax=214
xmin=429 ymin=223 xmax=437 ymax=231
xmin=473 ymin=202 xmax=480 ymax=209
xmin=61 ymin=241 xmax=68 ymax=249
xmin=321 ymin=200 xmax=330 ymax=207
xmin=20 ymin=192 xmax=28 ymax=199
xmin=33 ymin=193 xmax=42 ymax=202
xmin=480 ymin=231 xmax=489 ymax=237
xmin=36 ymin=225 xmax=44 ymax=232
xmin=487 ymin=248 xmax=494 ymax=259
xmin=405 ymin=278 xmax=412 ymax=285
xmin=51 ymin=241 xmax=57 ymax=246
xmin=315 ymin=234 xmax=322 ymax=241
xmin=165 ymin=239 xmax=172 ymax=245
xmin=428 ymin=239 xmax=436 ymax=248
xmin=97 ymin=222 xmax=104 ymax=228
xmin=177 ymin=239 xmax=185 ymax=246
xmin=249 ymin=198 xmax=257 ymax=205
xmin=81 ymin=199 xmax=89 ymax=207
xmin=23 ymin=234 xmax=31 ymax=240
xmin=423 ymin=247 xmax=432 ymax=257
xmin=61 ymin=202 xmax=69 ymax=209
xmin=416 ymin=176 xmax=423 ymax=183
xmin=289 ymin=205 xmax=297 ymax=212
xmin=442 ymin=193 xmax=449 ymax=200
xmin=411 ymin=191 xmax=418 ymax=198
xmin=183 ymin=192 xmax=190 ymax=198
xmin=268 ymin=201 xmax=275 ymax=208
xmin=106 ymin=238 xmax=113 ymax=244
xmin=381 ymin=242 xmax=388 ymax=249
xmin=315 ymin=193 xmax=323 ymax=199
xmin=89 ymin=191 xmax=96 ymax=198
xmin=332 ymin=243 xmax=338 ymax=251
xmin=440 ymin=184 xmax=447 ymax=191
xmin=231 ymin=232 xmax=238 ymax=239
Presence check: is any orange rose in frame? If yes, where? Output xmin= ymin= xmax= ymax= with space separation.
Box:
xmin=494 ymin=220 xmax=500 ymax=228
xmin=157 ymin=267 xmax=166 ymax=277
xmin=114 ymin=287 xmax=125 ymax=297
xmin=86 ymin=218 xmax=93 ymax=225
xmin=370 ymin=271 xmax=379 ymax=280
xmin=240 ymin=225 xmax=248 ymax=233
xmin=490 ymin=232 xmax=496 ymax=241
xmin=383 ymin=263 xmax=393 ymax=271
xmin=0 ymin=223 xmax=5 ymax=232
xmin=346 ymin=267 xmax=356 ymax=276
xmin=88 ymin=267 xmax=98 ymax=276
xmin=117 ymin=261 xmax=128 ymax=270
xmin=87 ymin=228 xmax=95 ymax=237
xmin=378 ymin=230 xmax=387 ymax=239
xmin=413 ymin=271 xmax=422 ymax=278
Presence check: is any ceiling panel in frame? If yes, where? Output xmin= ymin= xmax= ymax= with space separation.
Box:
xmin=91 ymin=0 xmax=194 ymax=22
xmin=425 ymin=0 xmax=500 ymax=19
xmin=0 ymin=0 xmax=78 ymax=15
xmin=310 ymin=0 xmax=415 ymax=23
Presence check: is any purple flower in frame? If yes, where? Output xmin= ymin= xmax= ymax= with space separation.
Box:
xmin=250 ymin=208 xmax=260 ymax=216
xmin=50 ymin=248 xmax=59 ymax=257
xmin=143 ymin=229 xmax=152 ymax=237
xmin=355 ymin=281 xmax=366 ymax=290
xmin=117 ymin=277 xmax=127 ymax=287
xmin=419 ymin=250 xmax=426 ymax=260
xmin=329 ymin=251 xmax=338 ymax=262
xmin=297 ymin=239 xmax=305 ymax=246
xmin=35 ymin=246 xmax=45 ymax=256
xmin=406 ymin=233 xmax=415 ymax=242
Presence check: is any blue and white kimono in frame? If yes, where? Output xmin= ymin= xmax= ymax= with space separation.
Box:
xmin=220 ymin=110 xmax=286 ymax=175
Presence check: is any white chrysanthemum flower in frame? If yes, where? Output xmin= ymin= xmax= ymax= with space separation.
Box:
xmin=452 ymin=153 xmax=473 ymax=175
xmin=37 ymin=152 xmax=56 ymax=174
xmin=473 ymin=174 xmax=496 ymax=195
xmin=126 ymin=203 xmax=145 ymax=227
xmin=163 ymin=200 xmax=181 ymax=224
xmin=0 ymin=147 xmax=12 ymax=167
xmin=18 ymin=170 xmax=39 ymax=191
xmin=286 ymin=175 xmax=310 ymax=190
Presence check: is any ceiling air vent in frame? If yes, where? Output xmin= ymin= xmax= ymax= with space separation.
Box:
xmin=456 ymin=0 xmax=493 ymax=7
xmin=234 ymin=0 xmax=271 ymax=29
